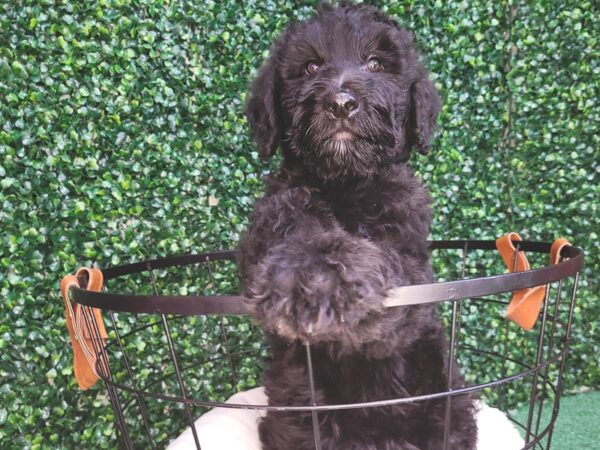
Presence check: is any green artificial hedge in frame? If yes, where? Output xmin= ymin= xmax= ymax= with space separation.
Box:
xmin=0 ymin=0 xmax=598 ymax=448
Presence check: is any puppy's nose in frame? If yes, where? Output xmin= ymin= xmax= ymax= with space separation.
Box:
xmin=325 ymin=92 xmax=359 ymax=119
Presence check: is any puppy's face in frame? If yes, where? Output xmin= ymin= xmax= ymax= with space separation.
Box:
xmin=246 ymin=5 xmax=440 ymax=181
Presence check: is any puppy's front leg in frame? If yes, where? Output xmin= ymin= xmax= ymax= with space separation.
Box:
xmin=244 ymin=229 xmax=390 ymax=343
xmin=240 ymin=187 xmax=394 ymax=343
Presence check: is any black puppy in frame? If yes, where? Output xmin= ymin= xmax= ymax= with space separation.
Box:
xmin=239 ymin=4 xmax=476 ymax=449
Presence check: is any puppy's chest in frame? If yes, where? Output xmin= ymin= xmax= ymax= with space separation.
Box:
xmin=328 ymin=195 xmax=397 ymax=235
xmin=316 ymin=180 xmax=421 ymax=237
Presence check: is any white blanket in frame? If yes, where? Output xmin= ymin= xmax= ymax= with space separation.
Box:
xmin=167 ymin=387 xmax=524 ymax=450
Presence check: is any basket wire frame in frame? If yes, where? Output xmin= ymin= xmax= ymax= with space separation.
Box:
xmin=68 ymin=240 xmax=583 ymax=450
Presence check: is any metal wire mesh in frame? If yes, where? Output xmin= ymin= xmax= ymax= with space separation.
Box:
xmin=67 ymin=240 xmax=583 ymax=450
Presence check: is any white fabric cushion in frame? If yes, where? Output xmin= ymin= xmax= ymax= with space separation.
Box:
xmin=167 ymin=387 xmax=524 ymax=450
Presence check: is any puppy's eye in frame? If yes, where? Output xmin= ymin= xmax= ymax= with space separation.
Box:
xmin=366 ymin=57 xmax=384 ymax=73
xmin=305 ymin=61 xmax=320 ymax=76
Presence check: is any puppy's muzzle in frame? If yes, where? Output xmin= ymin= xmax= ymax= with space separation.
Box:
xmin=324 ymin=91 xmax=359 ymax=119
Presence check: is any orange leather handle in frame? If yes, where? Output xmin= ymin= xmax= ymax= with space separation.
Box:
xmin=496 ymin=234 xmax=571 ymax=331
xmin=60 ymin=267 xmax=107 ymax=390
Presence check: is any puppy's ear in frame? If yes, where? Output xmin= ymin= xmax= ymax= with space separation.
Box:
xmin=245 ymin=56 xmax=281 ymax=160
xmin=406 ymin=70 xmax=441 ymax=155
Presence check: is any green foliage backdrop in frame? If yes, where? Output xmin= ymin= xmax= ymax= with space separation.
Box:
xmin=0 ymin=0 xmax=598 ymax=448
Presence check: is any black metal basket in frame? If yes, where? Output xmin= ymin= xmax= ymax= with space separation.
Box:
xmin=66 ymin=240 xmax=583 ymax=450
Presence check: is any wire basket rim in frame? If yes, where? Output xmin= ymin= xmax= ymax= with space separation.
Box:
xmin=69 ymin=239 xmax=583 ymax=315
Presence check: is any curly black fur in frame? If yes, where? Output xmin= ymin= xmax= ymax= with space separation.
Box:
xmin=239 ymin=4 xmax=477 ymax=449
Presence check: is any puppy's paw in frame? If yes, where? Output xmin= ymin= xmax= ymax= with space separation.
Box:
xmin=245 ymin=230 xmax=389 ymax=342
